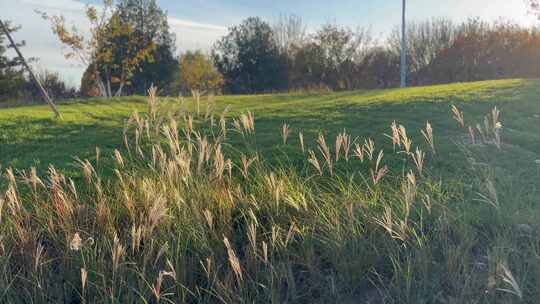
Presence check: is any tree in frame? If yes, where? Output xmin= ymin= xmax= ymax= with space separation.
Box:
xmin=80 ymin=63 xmax=101 ymax=97
xmin=0 ymin=20 xmax=63 ymax=117
xmin=116 ymin=0 xmax=177 ymax=94
xmin=310 ymin=24 xmax=372 ymax=90
xmin=41 ymin=0 xmax=155 ymax=97
xmin=527 ymin=0 xmax=540 ymax=18
xmin=173 ymin=51 xmax=223 ymax=114
xmin=289 ymin=42 xmax=326 ymax=90
xmin=365 ymin=47 xmax=400 ymax=88
xmin=97 ymin=12 xmax=156 ymax=96
xmin=0 ymin=20 xmax=26 ymax=100
xmin=25 ymin=69 xmax=78 ymax=100
xmin=272 ymin=14 xmax=306 ymax=58
xmin=213 ymin=17 xmax=287 ymax=94
xmin=388 ymin=18 xmax=455 ymax=85
xmin=175 ymin=51 xmax=224 ymax=95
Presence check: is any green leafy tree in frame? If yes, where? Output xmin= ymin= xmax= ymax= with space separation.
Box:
xmin=0 ymin=21 xmax=23 ymax=72
xmin=0 ymin=20 xmax=27 ymax=100
xmin=213 ymin=17 xmax=287 ymax=94
xmin=116 ymin=0 xmax=177 ymax=94
xmin=289 ymin=42 xmax=326 ymax=89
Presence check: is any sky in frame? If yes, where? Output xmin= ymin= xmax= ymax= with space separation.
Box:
xmin=1 ymin=0 xmax=537 ymax=87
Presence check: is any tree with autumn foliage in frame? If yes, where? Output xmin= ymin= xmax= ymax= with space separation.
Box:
xmin=96 ymin=13 xmax=156 ymax=96
xmin=40 ymin=0 xmax=155 ymax=97
xmin=172 ymin=51 xmax=223 ymax=112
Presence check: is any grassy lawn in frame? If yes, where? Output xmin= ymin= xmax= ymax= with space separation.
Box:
xmin=1 ymin=79 xmax=539 ymax=175
xmin=1 ymin=79 xmax=540 ymax=303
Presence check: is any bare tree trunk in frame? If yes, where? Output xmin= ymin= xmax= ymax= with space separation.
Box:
xmin=94 ymin=70 xmax=108 ymax=97
xmin=97 ymin=80 xmax=107 ymax=97
xmin=115 ymin=82 xmax=125 ymax=97
xmin=105 ymin=71 xmax=112 ymax=98
xmin=114 ymin=71 xmax=125 ymax=97
xmin=0 ymin=19 xmax=61 ymax=118
xmin=107 ymin=82 xmax=112 ymax=98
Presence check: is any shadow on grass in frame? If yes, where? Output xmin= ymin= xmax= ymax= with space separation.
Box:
xmin=0 ymin=117 xmax=127 ymax=177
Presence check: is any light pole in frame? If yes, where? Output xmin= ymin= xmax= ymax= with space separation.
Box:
xmin=400 ymin=0 xmax=407 ymax=88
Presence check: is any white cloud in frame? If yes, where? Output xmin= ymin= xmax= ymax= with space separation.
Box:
xmin=1 ymin=0 xmax=228 ymax=87
xmin=168 ymin=17 xmax=228 ymax=54
xmin=168 ymin=17 xmax=228 ymax=32
xmin=19 ymin=0 xmax=88 ymax=13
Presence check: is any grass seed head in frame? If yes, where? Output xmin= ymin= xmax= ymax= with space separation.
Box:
xmin=317 ymin=133 xmax=333 ymax=176
xmin=421 ymin=121 xmax=435 ymax=154
xmin=281 ymin=123 xmax=290 ymax=145
xmin=307 ymin=149 xmax=323 ymax=176
xmin=223 ymin=237 xmax=243 ymax=282
xmin=451 ymin=104 xmax=465 ymax=128
xmin=299 ymin=132 xmax=305 ymax=153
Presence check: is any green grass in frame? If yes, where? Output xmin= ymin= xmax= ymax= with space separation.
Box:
xmin=1 ymin=79 xmax=539 ymax=175
xmin=1 ymin=79 xmax=540 ymax=303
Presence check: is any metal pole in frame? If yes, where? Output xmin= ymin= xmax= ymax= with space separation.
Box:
xmin=400 ymin=0 xmax=407 ymax=88
xmin=0 ymin=19 xmax=61 ymax=118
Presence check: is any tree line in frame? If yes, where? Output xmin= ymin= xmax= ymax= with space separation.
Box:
xmin=2 ymin=0 xmax=540 ymax=101
xmin=213 ymin=16 xmax=540 ymax=94
xmin=0 ymin=22 xmax=77 ymax=101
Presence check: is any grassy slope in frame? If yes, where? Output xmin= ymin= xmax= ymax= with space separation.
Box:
xmin=0 ymin=79 xmax=539 ymax=176
xmin=1 ymin=79 xmax=540 ymax=302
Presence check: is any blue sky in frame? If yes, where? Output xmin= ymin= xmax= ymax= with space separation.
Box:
xmin=2 ymin=0 xmax=537 ymax=86
xmin=165 ymin=0 xmax=535 ymax=32
xmin=86 ymin=0 xmax=537 ymax=34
